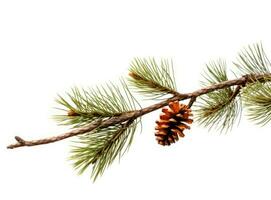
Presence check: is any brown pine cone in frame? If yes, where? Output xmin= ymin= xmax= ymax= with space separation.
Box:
xmin=155 ymin=101 xmax=193 ymax=146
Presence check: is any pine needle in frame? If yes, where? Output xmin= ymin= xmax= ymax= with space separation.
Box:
xmin=242 ymin=81 xmax=271 ymax=126
xmin=70 ymin=118 xmax=139 ymax=181
xmin=195 ymin=59 xmax=242 ymax=133
xmin=234 ymin=43 xmax=271 ymax=75
xmin=54 ymin=79 xmax=139 ymax=128
xmin=128 ymin=57 xmax=178 ymax=99
xmin=54 ymin=79 xmax=142 ymax=181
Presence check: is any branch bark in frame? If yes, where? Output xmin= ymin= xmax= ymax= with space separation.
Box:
xmin=7 ymin=73 xmax=271 ymax=149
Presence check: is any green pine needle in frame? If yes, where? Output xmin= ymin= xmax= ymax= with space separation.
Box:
xmin=242 ymin=81 xmax=271 ymax=126
xmin=54 ymin=79 xmax=139 ymax=128
xmin=234 ymin=43 xmax=271 ymax=75
xmin=128 ymin=57 xmax=177 ymax=99
xmin=70 ymin=118 xmax=139 ymax=181
xmin=200 ymin=59 xmax=229 ymax=85
xmin=195 ymin=59 xmax=242 ymax=133
xmin=55 ymin=79 xmax=141 ymax=181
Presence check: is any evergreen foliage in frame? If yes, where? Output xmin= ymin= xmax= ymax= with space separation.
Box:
xmin=195 ymin=60 xmax=242 ymax=133
xmin=234 ymin=43 xmax=271 ymax=75
xmin=242 ymin=81 xmax=271 ymax=125
xmin=70 ymin=118 xmax=139 ymax=181
xmin=55 ymin=79 xmax=138 ymax=128
xmin=55 ymin=80 xmax=141 ymax=181
xmin=128 ymin=57 xmax=177 ymax=99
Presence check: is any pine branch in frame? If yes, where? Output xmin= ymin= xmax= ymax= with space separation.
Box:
xmin=7 ymin=73 xmax=271 ymax=149
xmin=6 ymin=43 xmax=271 ymax=181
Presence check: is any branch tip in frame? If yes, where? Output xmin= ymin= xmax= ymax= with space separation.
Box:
xmin=15 ymin=136 xmax=25 ymax=144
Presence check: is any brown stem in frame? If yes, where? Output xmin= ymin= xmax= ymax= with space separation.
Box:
xmin=7 ymin=73 xmax=271 ymax=149
xmin=188 ymin=97 xmax=197 ymax=108
xmin=229 ymin=85 xmax=242 ymax=101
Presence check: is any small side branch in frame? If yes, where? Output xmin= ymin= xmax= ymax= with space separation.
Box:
xmin=188 ymin=96 xmax=197 ymax=108
xmin=230 ymin=85 xmax=242 ymax=101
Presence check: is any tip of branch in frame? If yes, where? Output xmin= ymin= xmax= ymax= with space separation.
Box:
xmin=14 ymin=136 xmax=25 ymax=144
xmin=6 ymin=136 xmax=26 ymax=149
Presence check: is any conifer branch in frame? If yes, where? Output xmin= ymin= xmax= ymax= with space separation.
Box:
xmin=7 ymin=73 xmax=271 ymax=149
xmin=6 ymin=43 xmax=271 ymax=181
xmin=195 ymin=59 xmax=243 ymax=133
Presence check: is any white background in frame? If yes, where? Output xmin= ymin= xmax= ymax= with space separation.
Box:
xmin=1 ymin=0 xmax=271 ymax=199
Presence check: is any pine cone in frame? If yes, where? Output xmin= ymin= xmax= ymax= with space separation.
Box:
xmin=155 ymin=101 xmax=193 ymax=146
